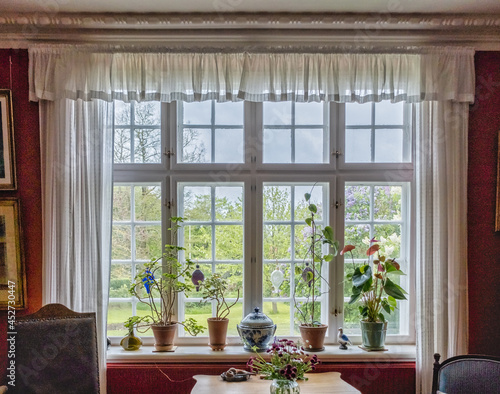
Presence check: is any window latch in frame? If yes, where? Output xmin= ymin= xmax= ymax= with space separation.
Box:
xmin=332 ymin=150 xmax=343 ymax=158
xmin=335 ymin=200 xmax=343 ymax=209
xmin=165 ymin=200 xmax=174 ymax=209
xmin=164 ymin=148 xmax=175 ymax=158
xmin=332 ymin=308 xmax=342 ymax=316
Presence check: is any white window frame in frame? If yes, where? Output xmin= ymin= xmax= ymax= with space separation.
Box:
xmin=109 ymin=101 xmax=416 ymax=346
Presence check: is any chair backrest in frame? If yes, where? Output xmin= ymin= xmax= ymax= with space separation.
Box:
xmin=432 ymin=353 xmax=500 ymax=394
xmin=13 ymin=303 xmax=100 ymax=394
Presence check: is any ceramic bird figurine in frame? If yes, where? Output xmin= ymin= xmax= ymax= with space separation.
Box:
xmin=337 ymin=327 xmax=352 ymax=350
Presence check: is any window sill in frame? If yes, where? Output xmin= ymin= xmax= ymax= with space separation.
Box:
xmin=107 ymin=344 xmax=415 ymax=364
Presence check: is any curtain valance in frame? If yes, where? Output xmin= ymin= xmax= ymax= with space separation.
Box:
xmin=29 ymin=47 xmax=475 ymax=103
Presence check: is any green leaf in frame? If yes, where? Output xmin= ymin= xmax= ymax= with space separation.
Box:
xmin=322 ymin=226 xmax=334 ymax=242
xmin=383 ymin=278 xmax=407 ymax=300
xmin=305 ymin=217 xmax=313 ymax=226
xmin=349 ymin=293 xmax=361 ymax=304
xmin=308 ymin=204 xmax=317 ymax=213
xmin=388 ymin=296 xmax=397 ymax=307
xmin=378 ymin=313 xmax=386 ymax=322
xmin=352 ymin=265 xmax=372 ymax=288
xmin=295 ymin=266 xmax=302 ymax=275
xmin=382 ymin=302 xmax=391 ymax=314
xmin=306 ymin=271 xmax=314 ymax=282
xmin=304 ymin=193 xmax=311 ymax=201
xmin=323 ymin=254 xmax=333 ymax=262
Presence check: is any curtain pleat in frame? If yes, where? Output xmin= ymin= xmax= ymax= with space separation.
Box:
xmin=40 ymin=99 xmax=112 ymax=393
xmin=416 ymin=101 xmax=469 ymax=393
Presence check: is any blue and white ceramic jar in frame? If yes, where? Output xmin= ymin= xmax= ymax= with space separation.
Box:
xmin=237 ymin=307 xmax=276 ymax=352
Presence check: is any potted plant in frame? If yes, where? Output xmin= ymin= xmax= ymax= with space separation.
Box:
xmin=341 ymin=238 xmax=407 ymax=350
xmin=120 ymin=316 xmax=143 ymax=351
xmin=198 ymin=272 xmax=240 ymax=351
xmin=129 ymin=217 xmax=204 ymax=351
xmin=293 ymin=191 xmax=339 ymax=351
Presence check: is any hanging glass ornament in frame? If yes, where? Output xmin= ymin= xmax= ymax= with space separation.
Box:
xmin=191 ymin=264 xmax=204 ymax=291
xmin=302 ymin=262 xmax=314 ymax=287
xmin=270 ymin=266 xmax=285 ymax=294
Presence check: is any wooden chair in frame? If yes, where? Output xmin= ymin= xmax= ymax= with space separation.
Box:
xmin=432 ymin=353 xmax=500 ymax=394
xmin=12 ymin=303 xmax=100 ymax=393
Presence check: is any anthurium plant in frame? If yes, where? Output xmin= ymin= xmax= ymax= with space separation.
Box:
xmin=341 ymin=238 xmax=407 ymax=323
xmin=128 ymin=217 xmax=204 ymax=336
xmin=294 ymin=191 xmax=339 ymax=327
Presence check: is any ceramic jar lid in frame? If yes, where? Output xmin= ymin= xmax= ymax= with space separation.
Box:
xmin=239 ymin=307 xmax=274 ymax=329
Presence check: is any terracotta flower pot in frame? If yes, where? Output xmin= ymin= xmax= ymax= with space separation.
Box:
xmin=151 ymin=323 xmax=177 ymax=351
xmin=207 ymin=317 xmax=229 ymax=351
xmin=299 ymin=324 xmax=327 ymax=352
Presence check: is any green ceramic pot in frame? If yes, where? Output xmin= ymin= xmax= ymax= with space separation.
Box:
xmin=360 ymin=321 xmax=387 ymax=350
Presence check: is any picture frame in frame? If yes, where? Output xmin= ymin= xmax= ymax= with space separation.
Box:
xmin=0 ymin=90 xmax=16 ymax=190
xmin=0 ymin=198 xmax=26 ymax=309
xmin=496 ymin=130 xmax=500 ymax=232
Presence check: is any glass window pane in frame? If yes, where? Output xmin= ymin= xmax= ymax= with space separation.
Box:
xmin=263 ymin=129 xmax=291 ymax=163
xmin=134 ymin=128 xmax=161 ymax=164
xmin=215 ymin=186 xmax=243 ymax=221
xmin=345 ymin=129 xmax=371 ymax=163
xmin=134 ymin=186 xmax=161 ymax=221
xmin=374 ymin=224 xmax=401 ymax=258
xmin=184 ymin=225 xmax=212 ymax=260
xmin=375 ymin=101 xmax=404 ymax=125
xmin=294 ymin=185 xmax=323 ymax=221
xmin=182 ymin=128 xmax=211 ymax=163
xmin=263 ymin=263 xmax=290 ymax=298
xmin=295 ymin=102 xmax=323 ymax=125
xmin=112 ymin=225 xmax=131 ymax=260
xmin=344 ymin=224 xmax=370 ymax=259
xmin=183 ymin=101 xmax=211 ymax=125
xmin=215 ymin=225 xmax=243 ymax=260
xmin=113 ymin=186 xmax=131 ymax=221
xmin=264 ymin=186 xmax=291 ymax=221
xmin=263 ymin=225 xmax=291 ymax=260
xmin=265 ymin=301 xmax=292 ymax=336
xmin=114 ymin=129 xmax=131 ymax=163
xmin=375 ymin=129 xmax=403 ymax=162
xmin=114 ymin=101 xmax=131 ymax=125
xmin=374 ymin=186 xmax=402 ymax=221
xmin=214 ymin=129 xmax=244 ymax=163
xmin=264 ymin=102 xmax=292 ymax=125
xmin=135 ymin=225 xmax=162 ymax=260
xmin=345 ymin=185 xmax=371 ymax=221
xmin=183 ymin=186 xmax=211 ymax=221
xmin=215 ymin=263 xmax=243 ymax=299
xmin=214 ymin=101 xmax=243 ymax=125
xmin=346 ymin=102 xmax=372 ymax=125
xmin=134 ymin=102 xmax=161 ymax=125
xmin=109 ymin=264 xmax=132 ymax=298
xmin=107 ymin=302 xmax=132 ymax=336
xmin=295 ymin=129 xmax=324 ymax=163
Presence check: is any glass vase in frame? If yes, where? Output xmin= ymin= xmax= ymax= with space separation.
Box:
xmin=270 ymin=379 xmax=300 ymax=394
xmin=120 ymin=329 xmax=142 ymax=351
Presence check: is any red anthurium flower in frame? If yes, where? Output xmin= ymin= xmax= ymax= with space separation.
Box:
xmin=366 ymin=244 xmax=380 ymax=256
xmin=340 ymin=245 xmax=355 ymax=255
xmin=378 ymin=263 xmax=384 ymax=272
xmin=369 ymin=237 xmax=380 ymax=244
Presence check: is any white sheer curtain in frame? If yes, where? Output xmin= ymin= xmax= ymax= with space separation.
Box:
xmin=416 ymin=100 xmax=470 ymax=392
xmin=29 ymin=45 xmax=475 ymax=394
xmin=39 ymin=98 xmax=113 ymax=392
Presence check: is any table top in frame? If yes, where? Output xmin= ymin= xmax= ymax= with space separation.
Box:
xmin=192 ymin=371 xmax=361 ymax=393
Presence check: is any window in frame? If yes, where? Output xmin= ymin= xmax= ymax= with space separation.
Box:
xmin=108 ymin=99 xmax=414 ymax=345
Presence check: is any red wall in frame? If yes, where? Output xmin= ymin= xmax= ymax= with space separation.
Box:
xmin=0 ymin=48 xmax=498 ymax=388
xmin=0 ymin=49 xmax=42 ymax=375
xmin=468 ymin=52 xmax=500 ymax=356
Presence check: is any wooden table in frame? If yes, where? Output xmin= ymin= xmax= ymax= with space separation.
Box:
xmin=192 ymin=371 xmax=361 ymax=393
